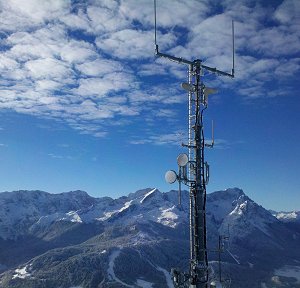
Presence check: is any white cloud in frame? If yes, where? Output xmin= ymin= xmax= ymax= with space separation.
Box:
xmin=248 ymin=27 xmax=300 ymax=57
xmin=35 ymin=80 xmax=63 ymax=91
xmin=86 ymin=3 xmax=129 ymax=33
xmin=60 ymin=42 xmax=97 ymax=64
xmin=60 ymin=11 xmax=91 ymax=32
xmin=93 ymin=131 xmax=108 ymax=138
xmin=120 ymin=0 xmax=210 ymax=29
xmin=6 ymin=26 xmax=97 ymax=65
xmin=25 ymin=58 xmax=73 ymax=80
xmin=8 ymin=0 xmax=70 ymax=21
xmin=0 ymin=0 xmax=70 ymax=32
xmin=274 ymin=0 xmax=300 ymax=25
xmin=156 ymin=109 xmax=176 ymax=118
xmin=138 ymin=62 xmax=168 ymax=76
xmin=130 ymin=130 xmax=186 ymax=146
xmin=76 ymin=59 xmax=124 ymax=77
xmin=96 ymin=29 xmax=176 ymax=59
xmin=274 ymin=58 xmax=300 ymax=77
xmin=0 ymin=0 xmax=299 ymax=142
xmin=0 ymin=54 xmax=18 ymax=70
xmin=48 ymin=153 xmax=64 ymax=159
xmin=73 ymin=72 xmax=136 ymax=98
xmin=127 ymin=83 xmax=186 ymax=105
xmin=6 ymin=26 xmax=67 ymax=61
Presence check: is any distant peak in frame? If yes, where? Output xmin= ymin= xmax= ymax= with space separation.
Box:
xmin=60 ymin=190 xmax=89 ymax=197
xmin=0 ymin=190 xmax=51 ymax=200
xmin=128 ymin=188 xmax=159 ymax=200
xmin=208 ymin=188 xmax=245 ymax=202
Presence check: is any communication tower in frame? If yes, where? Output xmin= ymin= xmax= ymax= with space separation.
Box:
xmin=154 ymin=1 xmax=235 ymax=287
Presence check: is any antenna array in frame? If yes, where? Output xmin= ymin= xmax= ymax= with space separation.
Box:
xmin=154 ymin=1 xmax=235 ymax=287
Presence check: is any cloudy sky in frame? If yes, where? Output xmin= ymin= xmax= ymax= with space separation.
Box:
xmin=0 ymin=0 xmax=299 ymax=211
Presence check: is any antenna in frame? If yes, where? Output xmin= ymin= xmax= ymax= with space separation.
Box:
xmin=155 ymin=1 xmax=236 ymax=288
xmin=232 ymin=20 xmax=235 ymax=76
xmin=165 ymin=153 xmax=189 ymax=206
xmin=205 ymin=120 xmax=214 ymax=148
xmin=154 ymin=0 xmax=157 ymax=47
xmin=210 ymin=234 xmax=232 ymax=288
xmin=212 ymin=120 xmax=214 ymax=147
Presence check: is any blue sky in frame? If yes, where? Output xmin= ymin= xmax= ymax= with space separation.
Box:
xmin=0 ymin=0 xmax=299 ymax=211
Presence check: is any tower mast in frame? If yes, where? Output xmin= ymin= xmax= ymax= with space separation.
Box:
xmin=155 ymin=1 xmax=235 ymax=287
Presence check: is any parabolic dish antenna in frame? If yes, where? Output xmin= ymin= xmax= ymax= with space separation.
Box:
xmin=165 ymin=170 xmax=177 ymax=184
xmin=204 ymin=87 xmax=218 ymax=103
xmin=177 ymin=153 xmax=189 ymax=167
xmin=181 ymin=82 xmax=196 ymax=92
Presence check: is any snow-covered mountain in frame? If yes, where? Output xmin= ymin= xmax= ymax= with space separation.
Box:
xmin=0 ymin=188 xmax=299 ymax=288
xmin=0 ymin=190 xmax=97 ymax=240
xmin=272 ymin=210 xmax=300 ymax=223
xmin=0 ymin=188 xmax=188 ymax=241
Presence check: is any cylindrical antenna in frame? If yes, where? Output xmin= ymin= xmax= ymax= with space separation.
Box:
xmin=154 ymin=0 xmax=157 ymax=46
xmin=178 ymin=179 xmax=182 ymax=206
xmin=232 ymin=20 xmax=235 ymax=76
xmin=212 ymin=119 xmax=214 ymax=147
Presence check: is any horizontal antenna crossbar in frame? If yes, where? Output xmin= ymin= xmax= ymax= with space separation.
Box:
xmin=156 ymin=47 xmax=234 ymax=78
xmin=202 ymin=64 xmax=234 ymax=78
xmin=156 ymin=47 xmax=193 ymax=66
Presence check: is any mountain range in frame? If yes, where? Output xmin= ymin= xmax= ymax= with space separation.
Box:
xmin=0 ymin=188 xmax=299 ymax=288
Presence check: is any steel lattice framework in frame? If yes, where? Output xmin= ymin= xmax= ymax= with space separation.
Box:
xmin=154 ymin=1 xmax=235 ymax=287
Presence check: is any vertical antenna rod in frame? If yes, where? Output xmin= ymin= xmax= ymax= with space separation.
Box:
xmin=154 ymin=0 xmax=157 ymax=46
xmin=232 ymin=20 xmax=235 ymax=76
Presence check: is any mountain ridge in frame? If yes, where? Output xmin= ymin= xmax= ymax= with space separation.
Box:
xmin=0 ymin=188 xmax=299 ymax=288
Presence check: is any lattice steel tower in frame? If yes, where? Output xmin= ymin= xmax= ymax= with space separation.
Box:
xmin=154 ymin=1 xmax=235 ymax=287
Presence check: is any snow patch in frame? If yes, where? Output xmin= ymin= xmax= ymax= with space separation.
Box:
xmin=96 ymin=201 xmax=133 ymax=221
xmin=136 ymin=279 xmax=154 ymax=288
xmin=107 ymin=250 xmax=120 ymax=281
xmin=134 ymin=248 xmax=173 ymax=288
xmin=60 ymin=211 xmax=83 ymax=223
xmin=35 ymin=213 xmax=63 ymax=227
xmin=274 ymin=265 xmax=300 ymax=283
xmin=140 ymin=188 xmax=157 ymax=204
xmin=12 ymin=265 xmax=32 ymax=279
xmin=156 ymin=266 xmax=174 ymax=288
xmin=274 ymin=211 xmax=300 ymax=223
xmin=33 ymin=210 xmax=82 ymax=228
xmin=230 ymin=202 xmax=246 ymax=216
xmin=119 ymin=200 xmax=133 ymax=213
xmin=158 ymin=206 xmax=178 ymax=228
xmin=98 ymin=201 xmax=134 ymax=221
xmin=130 ymin=231 xmax=154 ymax=246
xmin=107 ymin=249 xmax=134 ymax=287
xmin=96 ymin=211 xmax=114 ymax=221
